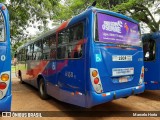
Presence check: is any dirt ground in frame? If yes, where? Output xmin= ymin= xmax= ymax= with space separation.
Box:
xmin=1 ymin=72 xmax=160 ymax=120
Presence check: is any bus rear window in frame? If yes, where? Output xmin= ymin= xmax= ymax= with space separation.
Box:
xmin=96 ymin=13 xmax=140 ymax=46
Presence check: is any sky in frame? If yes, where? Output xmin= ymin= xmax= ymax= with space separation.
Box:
xmin=25 ymin=19 xmax=54 ymax=36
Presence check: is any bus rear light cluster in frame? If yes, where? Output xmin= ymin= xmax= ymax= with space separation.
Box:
xmin=0 ymin=71 xmax=10 ymax=99
xmin=139 ymin=66 xmax=144 ymax=85
xmin=90 ymin=68 xmax=103 ymax=93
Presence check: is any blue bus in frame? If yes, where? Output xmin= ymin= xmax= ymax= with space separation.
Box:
xmin=142 ymin=31 xmax=160 ymax=90
xmin=0 ymin=4 xmax=11 ymax=111
xmin=15 ymin=6 xmax=145 ymax=108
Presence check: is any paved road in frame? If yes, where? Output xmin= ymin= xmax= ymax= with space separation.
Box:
xmin=2 ymin=72 xmax=160 ymax=120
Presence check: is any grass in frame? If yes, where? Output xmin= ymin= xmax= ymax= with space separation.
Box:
xmin=11 ymin=65 xmax=16 ymax=72
xmin=11 ymin=64 xmax=26 ymax=73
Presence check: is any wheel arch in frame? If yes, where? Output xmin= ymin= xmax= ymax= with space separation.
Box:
xmin=37 ymin=74 xmax=45 ymax=88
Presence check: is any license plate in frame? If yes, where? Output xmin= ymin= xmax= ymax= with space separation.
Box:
xmin=119 ymin=77 xmax=128 ymax=83
xmin=112 ymin=67 xmax=134 ymax=77
xmin=112 ymin=55 xmax=132 ymax=61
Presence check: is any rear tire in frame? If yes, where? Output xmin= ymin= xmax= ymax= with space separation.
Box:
xmin=38 ymin=78 xmax=49 ymax=100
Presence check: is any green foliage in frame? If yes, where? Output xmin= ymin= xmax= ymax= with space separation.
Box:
xmin=52 ymin=0 xmax=128 ymax=22
xmin=55 ymin=0 xmax=159 ymax=33
xmin=0 ymin=0 xmax=5 ymax=3
xmin=112 ymin=0 xmax=160 ymax=32
xmin=3 ymin=0 xmax=60 ymax=39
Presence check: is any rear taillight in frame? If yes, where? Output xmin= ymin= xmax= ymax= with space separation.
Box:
xmin=139 ymin=66 xmax=144 ymax=85
xmin=94 ymin=77 xmax=99 ymax=84
xmin=0 ymin=71 xmax=10 ymax=99
xmin=0 ymin=82 xmax=7 ymax=89
xmin=90 ymin=68 xmax=103 ymax=93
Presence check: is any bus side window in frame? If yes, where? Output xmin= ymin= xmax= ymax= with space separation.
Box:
xmin=49 ymin=34 xmax=56 ymax=60
xmin=73 ymin=44 xmax=82 ymax=58
xmin=143 ymin=39 xmax=155 ymax=61
xmin=34 ymin=40 xmax=42 ymax=60
xmin=69 ymin=23 xmax=84 ymax=58
xmin=57 ymin=22 xmax=84 ymax=59
xmin=42 ymin=38 xmax=50 ymax=60
xmin=57 ymin=46 xmax=66 ymax=59
xmin=27 ymin=44 xmax=34 ymax=60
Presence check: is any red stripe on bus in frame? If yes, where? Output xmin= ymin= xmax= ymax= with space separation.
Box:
xmin=56 ymin=19 xmax=70 ymax=32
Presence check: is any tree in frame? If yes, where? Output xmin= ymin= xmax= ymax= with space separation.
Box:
xmin=56 ymin=0 xmax=159 ymax=33
xmin=1 ymin=0 xmax=60 ymax=41
xmin=53 ymin=0 xmax=128 ymax=22
xmin=112 ymin=0 xmax=159 ymax=33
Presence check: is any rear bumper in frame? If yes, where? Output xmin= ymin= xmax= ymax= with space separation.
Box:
xmin=0 ymin=94 xmax=12 ymax=111
xmin=86 ymin=84 xmax=145 ymax=108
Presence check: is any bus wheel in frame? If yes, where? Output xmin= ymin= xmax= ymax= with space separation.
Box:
xmin=38 ymin=78 xmax=48 ymax=100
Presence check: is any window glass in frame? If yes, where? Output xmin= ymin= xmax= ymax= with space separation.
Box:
xmin=34 ymin=41 xmax=42 ymax=52
xmin=27 ymin=44 xmax=34 ymax=60
xmin=50 ymin=34 xmax=56 ymax=48
xmin=33 ymin=40 xmax=42 ymax=60
xmin=18 ymin=48 xmax=26 ymax=61
xmin=58 ymin=30 xmax=69 ymax=44
xmin=57 ymin=22 xmax=84 ymax=59
xmin=42 ymin=38 xmax=50 ymax=60
xmin=49 ymin=34 xmax=56 ymax=59
xmin=96 ymin=13 xmax=140 ymax=46
xmin=50 ymin=48 xmax=56 ymax=59
xmin=143 ymin=39 xmax=155 ymax=61
xmin=43 ymin=38 xmax=50 ymax=50
xmin=0 ymin=10 xmax=5 ymax=42
xmin=57 ymin=46 xmax=67 ymax=59
xmin=69 ymin=23 xmax=83 ymax=42
xmin=67 ymin=44 xmax=83 ymax=58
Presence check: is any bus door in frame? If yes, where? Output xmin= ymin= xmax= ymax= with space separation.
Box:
xmin=143 ymin=37 xmax=159 ymax=89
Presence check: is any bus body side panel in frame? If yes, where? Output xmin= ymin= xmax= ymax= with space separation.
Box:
xmin=46 ymin=59 xmax=86 ymax=107
xmin=16 ymin=10 xmax=90 ymax=108
xmin=25 ymin=60 xmax=49 ymax=87
xmin=144 ymin=35 xmax=160 ymax=90
xmin=46 ymin=13 xmax=90 ymax=107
